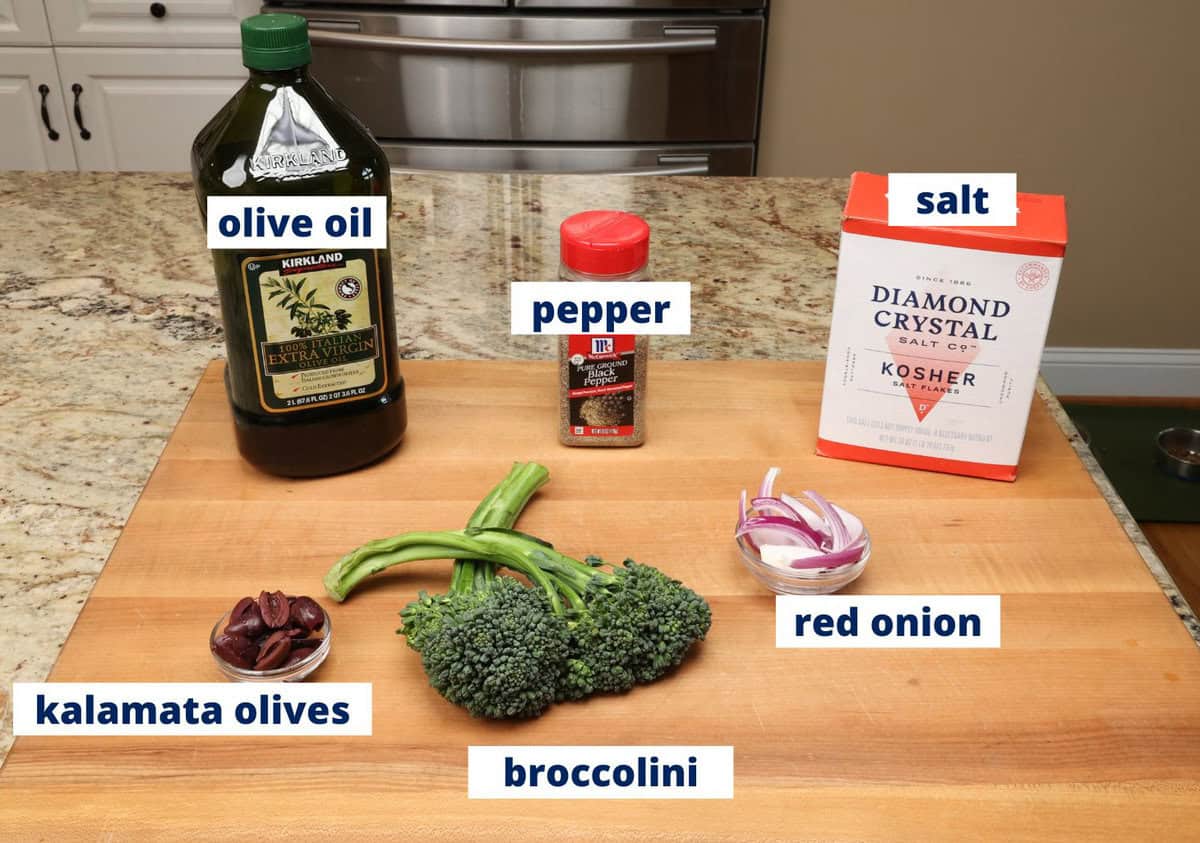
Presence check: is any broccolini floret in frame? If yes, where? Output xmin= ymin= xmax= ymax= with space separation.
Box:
xmin=395 ymin=463 xmax=568 ymax=719
xmin=413 ymin=576 xmax=569 ymax=719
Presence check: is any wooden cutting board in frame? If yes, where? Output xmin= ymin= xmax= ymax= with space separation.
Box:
xmin=2 ymin=360 xmax=1198 ymax=841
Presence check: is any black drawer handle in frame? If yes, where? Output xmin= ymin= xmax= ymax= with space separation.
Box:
xmin=71 ymin=83 xmax=91 ymax=140
xmin=150 ymin=2 xmax=166 ymax=18
xmin=38 ymin=84 xmax=59 ymax=141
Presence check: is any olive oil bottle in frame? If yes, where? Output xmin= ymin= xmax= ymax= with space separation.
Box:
xmin=192 ymin=13 xmax=405 ymax=476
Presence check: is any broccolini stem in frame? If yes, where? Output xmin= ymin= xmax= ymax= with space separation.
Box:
xmin=467 ymin=462 xmax=549 ymax=532
xmin=449 ymin=558 xmax=473 ymax=594
xmin=325 ymin=542 xmax=481 ymax=601
xmin=547 ymin=573 xmax=586 ymax=613
xmin=326 ymin=462 xmax=551 ymax=601
xmin=464 ymin=529 xmax=615 ymax=593
xmin=323 ymin=529 xmax=566 ymax=615
xmin=458 ymin=461 xmax=550 ymax=588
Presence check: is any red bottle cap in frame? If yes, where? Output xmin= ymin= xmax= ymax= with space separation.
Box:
xmin=560 ymin=210 xmax=650 ymax=277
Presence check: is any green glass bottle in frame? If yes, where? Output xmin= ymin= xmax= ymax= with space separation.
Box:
xmin=192 ymin=13 xmax=406 ymax=477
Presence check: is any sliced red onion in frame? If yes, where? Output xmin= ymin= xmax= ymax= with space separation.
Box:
xmin=785 ymin=545 xmax=866 ymax=570
xmin=749 ymin=497 xmax=826 ymax=545
xmin=831 ymin=503 xmax=864 ymax=543
xmin=779 ymin=492 xmax=827 ymax=534
xmin=758 ymin=542 xmax=864 ymax=570
xmin=751 ymin=495 xmax=803 ymax=520
xmin=758 ymin=466 xmax=780 ymax=500
xmin=736 ymin=516 xmax=821 ymax=550
xmin=738 ymin=469 xmax=868 ymax=574
xmin=802 ymin=489 xmax=851 ymax=550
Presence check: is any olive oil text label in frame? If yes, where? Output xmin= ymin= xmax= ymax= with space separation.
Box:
xmin=207 ymin=196 xmax=387 ymax=249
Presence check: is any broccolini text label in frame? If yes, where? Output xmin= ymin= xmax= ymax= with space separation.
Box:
xmin=469 ymin=746 xmax=733 ymax=799
xmin=12 ymin=683 xmax=372 ymax=736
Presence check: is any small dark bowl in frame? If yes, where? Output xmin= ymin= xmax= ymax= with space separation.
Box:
xmin=1156 ymin=427 xmax=1200 ymax=481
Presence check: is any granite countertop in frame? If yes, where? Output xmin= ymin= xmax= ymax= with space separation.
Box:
xmin=0 ymin=171 xmax=1194 ymax=764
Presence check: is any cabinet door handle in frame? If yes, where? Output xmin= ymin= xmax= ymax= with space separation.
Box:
xmin=149 ymin=2 xmax=167 ymax=18
xmin=38 ymin=84 xmax=60 ymax=141
xmin=71 ymin=83 xmax=91 ymax=140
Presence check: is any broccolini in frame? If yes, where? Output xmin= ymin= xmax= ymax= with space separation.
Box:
xmin=323 ymin=462 xmax=712 ymax=719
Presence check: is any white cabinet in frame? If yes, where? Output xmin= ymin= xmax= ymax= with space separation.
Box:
xmin=0 ymin=47 xmax=76 ymax=169
xmin=54 ymin=47 xmax=245 ymax=170
xmin=0 ymin=0 xmax=50 ymax=46
xmin=46 ymin=0 xmax=259 ymax=47
xmin=3 ymin=2 xmax=261 ymax=171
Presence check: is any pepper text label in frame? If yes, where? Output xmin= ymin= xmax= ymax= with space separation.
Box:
xmin=511 ymin=282 xmax=691 ymax=335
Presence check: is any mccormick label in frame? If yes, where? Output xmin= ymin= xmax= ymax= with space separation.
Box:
xmin=817 ymin=172 xmax=1068 ymax=481
xmin=241 ymin=249 xmax=387 ymax=413
xmin=565 ymin=335 xmax=637 ymax=437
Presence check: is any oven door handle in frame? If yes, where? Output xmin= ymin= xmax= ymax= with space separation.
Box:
xmin=390 ymin=162 xmax=710 ymax=175
xmin=307 ymin=25 xmax=718 ymax=56
xmin=595 ymin=155 xmax=711 ymax=176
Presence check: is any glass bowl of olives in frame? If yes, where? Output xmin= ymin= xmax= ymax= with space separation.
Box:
xmin=209 ymin=591 xmax=331 ymax=682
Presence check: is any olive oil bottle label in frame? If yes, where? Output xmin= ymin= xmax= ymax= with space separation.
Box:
xmin=241 ymin=249 xmax=387 ymax=413
xmin=565 ymin=334 xmax=636 ymax=437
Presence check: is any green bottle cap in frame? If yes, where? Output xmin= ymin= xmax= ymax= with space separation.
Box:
xmin=241 ymin=13 xmax=311 ymax=71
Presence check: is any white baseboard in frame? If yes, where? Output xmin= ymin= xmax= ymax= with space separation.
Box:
xmin=1040 ymin=347 xmax=1200 ymax=397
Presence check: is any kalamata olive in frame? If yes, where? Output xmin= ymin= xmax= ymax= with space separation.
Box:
xmin=226 ymin=615 xmax=265 ymax=639
xmin=257 ymin=590 xmax=290 ymax=629
xmin=230 ymin=596 xmax=257 ymax=623
xmin=290 ymin=596 xmax=325 ymax=631
xmin=212 ymin=632 xmax=258 ymax=670
xmin=291 ymin=637 xmax=319 ymax=652
xmin=282 ymin=648 xmax=315 ymax=668
xmin=253 ymin=630 xmax=291 ymax=671
xmin=225 ymin=599 xmax=265 ymax=639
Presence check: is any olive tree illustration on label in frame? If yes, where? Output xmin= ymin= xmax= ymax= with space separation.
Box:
xmin=261 ymin=274 xmax=354 ymax=337
xmin=242 ymin=250 xmax=387 ymax=413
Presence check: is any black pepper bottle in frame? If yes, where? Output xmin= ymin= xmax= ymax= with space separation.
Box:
xmin=557 ymin=211 xmax=650 ymax=447
xmin=191 ymin=13 xmax=406 ymax=476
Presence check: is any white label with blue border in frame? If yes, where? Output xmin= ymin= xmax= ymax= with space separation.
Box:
xmin=469 ymin=745 xmax=733 ymax=799
xmin=206 ymin=196 xmax=387 ymax=249
xmin=887 ymin=173 xmax=1018 ymax=226
xmin=12 ymin=683 xmax=372 ymax=736
xmin=776 ymin=595 xmax=1001 ymax=648
xmin=510 ymin=281 xmax=691 ymax=335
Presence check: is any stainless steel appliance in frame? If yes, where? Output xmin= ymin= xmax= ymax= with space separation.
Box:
xmin=265 ymin=1 xmax=768 ymax=175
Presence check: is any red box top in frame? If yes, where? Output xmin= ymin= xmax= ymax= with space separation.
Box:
xmin=842 ymin=171 xmax=1068 ymax=258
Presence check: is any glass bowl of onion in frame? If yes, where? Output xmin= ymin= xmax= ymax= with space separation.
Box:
xmin=735 ymin=467 xmax=870 ymax=595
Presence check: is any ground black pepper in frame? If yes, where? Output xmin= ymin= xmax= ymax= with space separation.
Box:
xmin=556 ymin=211 xmax=651 ymax=447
